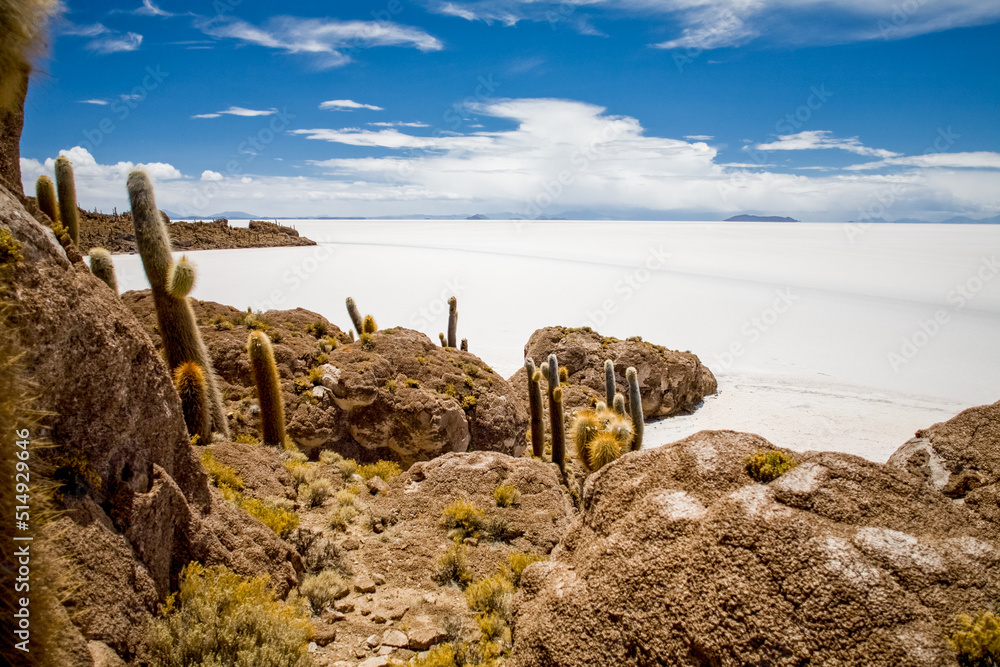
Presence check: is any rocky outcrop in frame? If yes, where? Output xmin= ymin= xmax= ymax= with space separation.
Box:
xmin=510 ymin=430 xmax=999 ymax=666
xmin=888 ymin=399 xmax=1000 ymax=524
xmin=509 ymin=326 xmax=716 ymax=419
xmin=0 ymin=185 xmax=301 ymax=662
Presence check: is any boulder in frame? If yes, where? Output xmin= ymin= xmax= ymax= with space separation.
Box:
xmin=509 ymin=326 xmax=716 ymax=419
xmin=510 ymin=430 xmax=1000 ymax=666
xmin=888 ymin=399 xmax=1000 ymax=524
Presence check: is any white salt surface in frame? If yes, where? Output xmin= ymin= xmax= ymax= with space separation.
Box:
xmin=106 ymin=220 xmax=1000 ymax=462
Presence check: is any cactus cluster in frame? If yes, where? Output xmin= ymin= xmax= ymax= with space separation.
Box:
xmin=247 ymin=330 xmax=286 ymax=447
xmin=570 ymin=406 xmax=634 ymax=472
xmin=128 ymin=169 xmax=229 ymax=438
xmin=54 ymin=155 xmax=79 ymax=245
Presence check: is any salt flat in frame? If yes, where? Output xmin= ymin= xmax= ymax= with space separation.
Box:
xmin=105 ymin=220 xmax=1000 ymax=462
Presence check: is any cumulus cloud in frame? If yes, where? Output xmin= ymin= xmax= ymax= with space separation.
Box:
xmin=197 ymin=15 xmax=443 ymax=68
xmin=201 ymin=170 xmax=224 ymax=181
xmin=844 ymin=151 xmax=1000 ymax=171
xmin=319 ymin=100 xmax=384 ymax=111
xmin=755 ymin=131 xmax=901 ymax=158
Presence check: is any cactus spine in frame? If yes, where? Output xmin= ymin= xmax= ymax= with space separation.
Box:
xmin=167 ymin=256 xmax=196 ymax=297
xmin=345 ymin=297 xmax=364 ymax=335
xmin=35 ymin=175 xmax=59 ymax=225
xmin=54 ymin=156 xmax=79 ymax=245
xmin=613 ymin=392 xmax=626 ymax=415
xmin=447 ymin=296 xmax=458 ymax=348
xmin=547 ymin=353 xmax=566 ymax=475
xmin=247 ymin=330 xmax=286 ymax=447
xmin=88 ymin=247 xmax=118 ymax=293
xmin=174 ymin=362 xmax=211 ymax=444
xmin=525 ymin=358 xmax=545 ymax=458
xmin=128 ymin=170 xmax=229 ymax=437
xmin=626 ymin=366 xmax=644 ymax=451
xmin=604 ymin=359 xmax=615 ymax=406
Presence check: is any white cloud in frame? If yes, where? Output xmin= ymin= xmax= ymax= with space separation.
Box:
xmin=685 ymin=134 xmax=714 ymax=141
xmin=319 ymin=100 xmax=384 ymax=111
xmin=369 ymin=121 xmax=431 ymax=128
xmin=192 ymin=106 xmax=277 ymax=119
xmin=80 ymin=99 xmax=110 ymax=105
xmin=201 ymin=170 xmax=224 ymax=181
xmin=198 ymin=15 xmax=443 ymax=68
xmin=61 ymin=22 xmax=144 ymax=53
xmin=755 ymin=131 xmax=901 ymax=159
xmin=844 ymin=151 xmax=1000 ymax=171
xmin=134 ymin=0 xmax=173 ymax=17
xmin=423 ymin=1 xmax=1000 ymax=49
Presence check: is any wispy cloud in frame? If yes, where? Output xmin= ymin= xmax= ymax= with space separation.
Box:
xmin=320 ymin=99 xmax=384 ymax=111
xmin=685 ymin=134 xmax=714 ymax=141
xmin=79 ymin=99 xmax=110 ymax=105
xmin=755 ymin=131 xmax=901 ymax=159
xmin=60 ymin=22 xmax=144 ymax=53
xmin=192 ymin=106 xmax=278 ymax=119
xmin=844 ymin=151 xmax=1000 ymax=171
xmin=369 ymin=121 xmax=431 ymax=128
xmin=133 ymin=0 xmax=173 ymax=17
xmin=197 ymin=15 xmax=443 ymax=68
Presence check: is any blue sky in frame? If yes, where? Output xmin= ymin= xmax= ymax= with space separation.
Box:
xmin=18 ymin=0 xmax=1000 ymax=220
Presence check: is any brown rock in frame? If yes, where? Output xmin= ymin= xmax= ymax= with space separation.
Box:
xmin=382 ymin=629 xmax=409 ymax=648
xmin=334 ymin=599 xmax=355 ymax=613
xmin=407 ymin=623 xmax=449 ymax=650
xmin=509 ymin=326 xmax=716 ymax=418
xmin=88 ymin=641 xmax=126 ymax=667
xmin=205 ymin=441 xmax=297 ymax=500
xmin=367 ymin=475 xmax=390 ymax=496
xmin=510 ymin=430 xmax=1000 ymax=666
xmin=313 ymin=621 xmax=337 ymax=647
xmin=359 ymin=658 xmax=389 ymax=667
xmin=355 ymin=576 xmax=378 ymax=594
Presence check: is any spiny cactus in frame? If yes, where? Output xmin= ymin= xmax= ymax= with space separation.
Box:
xmin=460 ymin=338 xmax=468 ymax=352
xmin=588 ymin=431 xmax=623 ymax=470
xmin=604 ymin=359 xmax=615 ymax=406
xmin=174 ymin=361 xmax=211 ymax=444
xmin=362 ymin=314 xmax=377 ymax=334
xmin=547 ymin=353 xmax=566 ymax=475
xmin=167 ymin=256 xmax=196 ymax=298
xmin=613 ymin=392 xmax=626 ymax=415
xmin=570 ymin=407 xmax=633 ymax=471
xmin=525 ymin=358 xmax=545 ymax=459
xmin=447 ymin=296 xmax=458 ymax=348
xmin=88 ymin=247 xmax=117 ymax=293
xmin=35 ymin=174 xmax=58 ymax=224
xmin=54 ymin=155 xmax=79 ymax=245
xmin=128 ymin=169 xmax=229 ymax=437
xmin=247 ymin=330 xmax=285 ymax=447
xmin=439 ymin=332 xmax=446 ymax=347
xmin=570 ymin=409 xmax=602 ymax=471
xmin=345 ymin=297 xmax=364 ymax=335
xmin=626 ymin=366 xmax=644 ymax=451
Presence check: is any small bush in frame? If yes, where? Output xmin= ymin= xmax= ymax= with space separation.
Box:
xmin=405 ymin=377 xmax=420 ymax=388
xmin=0 ymin=228 xmax=23 ymax=265
xmin=285 ymin=460 xmax=311 ymax=486
xmin=384 ymin=379 xmax=398 ymax=393
xmin=441 ymin=499 xmax=485 ymax=540
xmin=416 ymin=355 xmax=427 ymax=365
xmin=298 ymin=476 xmax=333 ymax=508
xmin=319 ymin=450 xmax=342 ymax=465
xmin=145 ymin=562 xmax=313 ymax=667
xmin=330 ymin=504 xmax=358 ymax=531
xmin=465 ymin=573 xmax=514 ymax=618
xmin=201 ymin=450 xmax=244 ymax=492
xmin=461 ymin=395 xmax=477 ymax=410
xmin=505 ymin=552 xmax=544 ymax=587
xmin=359 ymin=332 xmax=376 ymax=350
xmin=212 ymin=316 xmax=234 ymax=331
xmin=244 ymin=313 xmax=267 ymax=331
xmin=337 ymin=458 xmax=358 ymax=479
xmin=221 ymin=486 xmax=300 ymax=538
xmin=299 ymin=570 xmax=348 ymax=613
xmin=307 ymin=367 xmax=324 ymax=385
xmin=270 ymin=330 xmax=284 ymax=344
xmin=357 ymin=460 xmax=401 ymax=482
xmin=394 ymin=643 xmax=458 ymax=667
xmin=746 ymin=450 xmax=797 ymax=483
xmin=476 ymin=611 xmax=510 ymax=644
xmin=481 ymin=514 xmax=510 ymax=542
xmin=306 ymin=320 xmax=328 ymax=338
xmin=493 ymin=484 xmax=520 ymax=508
xmin=293 ymin=377 xmax=313 ymax=395
xmin=951 ymin=610 xmax=1000 ymax=665
xmin=443 ymin=383 xmax=456 ymax=398
xmin=234 ymin=434 xmax=259 ymax=445
xmin=434 ymin=541 xmax=472 ymax=588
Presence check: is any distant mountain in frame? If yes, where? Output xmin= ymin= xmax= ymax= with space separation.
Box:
xmin=162 ymin=210 xmax=262 ymax=220
xmin=725 ymin=214 xmax=800 ymax=223
xmin=847 ymin=215 xmax=1000 ymax=224
xmin=466 ymin=214 xmax=489 ymax=220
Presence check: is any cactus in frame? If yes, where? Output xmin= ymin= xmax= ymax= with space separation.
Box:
xmin=588 ymin=431 xmax=623 ymax=470
xmin=559 ymin=365 xmax=569 ymax=383
xmin=613 ymin=392 xmax=626 ymax=415
xmin=88 ymin=247 xmax=118 ymax=293
xmin=128 ymin=169 xmax=229 ymax=437
xmin=35 ymin=174 xmax=58 ymax=225
xmin=439 ymin=332 xmax=446 ymax=347
xmin=54 ymin=156 xmax=79 ymax=245
xmin=174 ymin=361 xmax=211 ymax=444
xmin=247 ymin=330 xmax=286 ymax=447
xmin=447 ymin=296 xmax=458 ymax=348
xmin=460 ymin=338 xmax=468 ymax=352
xmin=167 ymin=256 xmax=196 ymax=297
xmin=525 ymin=358 xmax=545 ymax=459
xmin=547 ymin=353 xmax=566 ymax=475
xmin=604 ymin=359 xmax=615 ymax=406
xmin=626 ymin=367 xmax=644 ymax=451
xmin=569 ymin=407 xmax=632 ymax=472
xmin=570 ymin=409 xmax=602 ymax=472
xmin=362 ymin=314 xmax=377 ymax=334
xmin=345 ymin=297 xmax=364 ymax=335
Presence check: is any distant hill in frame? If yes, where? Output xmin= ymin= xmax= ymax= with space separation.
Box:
xmin=466 ymin=214 xmax=489 ymax=220
xmin=162 ymin=210 xmax=262 ymax=220
xmin=725 ymin=215 xmax=800 ymax=223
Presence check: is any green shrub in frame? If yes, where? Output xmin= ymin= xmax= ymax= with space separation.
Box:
xmin=285 ymin=460 xmax=311 ymax=486
xmin=443 ymin=383 xmax=456 ymax=398
xmin=0 ymin=228 xmax=22 ymax=266
xmin=393 ymin=643 xmax=458 ymax=667
xmin=145 ymin=562 xmax=313 ymax=667
xmin=745 ymin=450 xmax=797 ymax=483
xmin=384 ymin=379 xmax=398 ymax=393
xmin=441 ymin=499 xmax=485 ymax=540
xmin=465 ymin=573 xmax=514 ymax=618
xmin=219 ymin=485 xmax=300 ymax=537
xmin=359 ymin=332 xmax=376 ymax=350
xmin=416 ymin=355 xmax=427 ymax=365
xmin=337 ymin=458 xmax=358 ymax=479
xmin=270 ymin=330 xmax=284 ymax=344
xmin=234 ymin=433 xmax=259 ymax=445
xmin=481 ymin=514 xmax=509 ymax=542
xmin=213 ymin=317 xmax=234 ymax=331
xmin=201 ymin=450 xmax=244 ymax=491
xmin=493 ymin=484 xmax=520 ymax=508
xmin=505 ymin=552 xmax=544 ymax=587
xmin=461 ymin=395 xmax=477 ymax=410
xmin=307 ymin=366 xmax=324 ymax=385
xmin=405 ymin=377 xmax=420 ymax=388
xmin=951 ymin=610 xmax=1000 ymax=666
xmin=298 ymin=475 xmax=333 ymax=508
xmin=434 ymin=541 xmax=472 ymax=588
xmin=305 ymin=320 xmax=328 ymax=338
xmin=319 ymin=450 xmax=342 ymax=465
xmin=357 ymin=460 xmax=401 ymax=482
xmin=299 ymin=570 xmax=348 ymax=613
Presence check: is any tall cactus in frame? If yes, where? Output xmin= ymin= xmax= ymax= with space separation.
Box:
xmin=128 ymin=170 xmax=229 ymax=437
xmin=447 ymin=296 xmax=458 ymax=348
xmin=547 ymin=353 xmax=566 ymax=475
xmin=613 ymin=392 xmax=626 ymax=416
xmin=604 ymin=359 xmax=615 ymax=406
xmin=88 ymin=247 xmax=118 ymax=293
xmin=54 ymin=156 xmax=79 ymax=245
xmin=247 ymin=330 xmax=286 ymax=448
xmin=174 ymin=361 xmax=211 ymax=445
xmin=525 ymin=358 xmax=545 ymax=458
xmin=35 ymin=175 xmax=58 ymax=225
xmin=626 ymin=367 xmax=644 ymax=451
xmin=345 ymin=297 xmax=364 ymax=335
